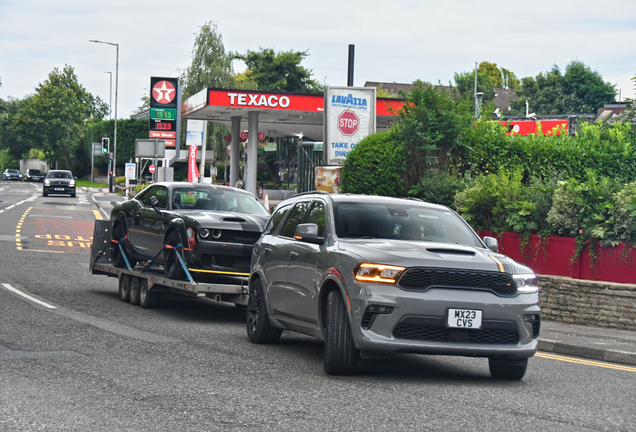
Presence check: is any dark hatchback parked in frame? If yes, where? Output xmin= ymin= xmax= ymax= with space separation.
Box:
xmin=24 ymin=169 xmax=44 ymax=182
xmin=43 ymin=170 xmax=76 ymax=197
xmin=109 ymin=182 xmax=270 ymax=282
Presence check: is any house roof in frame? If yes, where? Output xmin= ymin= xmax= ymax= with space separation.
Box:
xmin=364 ymin=81 xmax=518 ymax=111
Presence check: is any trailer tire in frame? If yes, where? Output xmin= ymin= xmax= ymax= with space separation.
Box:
xmin=119 ymin=275 xmax=131 ymax=302
xmin=246 ymin=278 xmax=281 ymax=344
xmin=163 ymin=230 xmax=186 ymax=280
xmin=139 ymin=279 xmax=159 ymax=309
xmin=129 ymin=277 xmax=140 ymax=305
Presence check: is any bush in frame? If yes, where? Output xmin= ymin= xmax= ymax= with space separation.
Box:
xmin=115 ymin=176 xmax=126 ymax=185
xmin=341 ymin=129 xmax=406 ymax=196
xmin=609 ymin=182 xmax=636 ymax=245
xmin=454 ymin=167 xmax=555 ymax=236
xmin=547 ymin=171 xmax=621 ymax=243
xmin=134 ymin=182 xmax=151 ymax=193
xmin=408 ymin=168 xmax=467 ymax=207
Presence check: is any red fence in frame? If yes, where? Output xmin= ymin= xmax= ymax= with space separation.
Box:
xmin=478 ymin=232 xmax=636 ymax=284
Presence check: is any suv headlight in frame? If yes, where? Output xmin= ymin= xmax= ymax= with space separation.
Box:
xmin=354 ymin=263 xmax=405 ymax=284
xmin=513 ymin=274 xmax=539 ymax=293
xmin=44 ymin=179 xmax=50 ymax=186
xmin=69 ymin=180 xmax=75 ymax=187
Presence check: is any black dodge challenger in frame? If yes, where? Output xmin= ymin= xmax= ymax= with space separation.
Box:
xmin=109 ymin=182 xmax=270 ymax=281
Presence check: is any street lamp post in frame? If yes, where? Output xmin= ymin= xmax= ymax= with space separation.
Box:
xmin=105 ymin=71 xmax=112 ymax=120
xmin=90 ymin=39 xmax=118 ymax=193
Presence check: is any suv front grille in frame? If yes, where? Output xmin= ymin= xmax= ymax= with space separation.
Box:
xmin=398 ymin=268 xmax=517 ymax=296
xmin=393 ymin=317 xmax=519 ymax=345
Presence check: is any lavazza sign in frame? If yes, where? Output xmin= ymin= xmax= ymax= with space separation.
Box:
xmin=324 ymin=86 xmax=376 ymax=165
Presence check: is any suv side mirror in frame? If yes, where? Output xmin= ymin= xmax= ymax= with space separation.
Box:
xmin=483 ymin=236 xmax=499 ymax=253
xmin=294 ymin=223 xmax=325 ymax=245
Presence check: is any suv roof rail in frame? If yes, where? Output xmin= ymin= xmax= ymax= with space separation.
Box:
xmin=289 ymin=190 xmax=331 ymax=198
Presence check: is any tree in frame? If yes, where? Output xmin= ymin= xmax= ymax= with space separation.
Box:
xmin=479 ymin=62 xmax=503 ymax=88
xmin=179 ymin=21 xmax=236 ymax=98
xmin=509 ymin=61 xmax=615 ymax=115
xmin=454 ymin=70 xmax=495 ymax=102
xmin=501 ymin=68 xmax=521 ymax=89
xmin=234 ymin=48 xmax=323 ymax=94
xmin=11 ymin=65 xmax=107 ymax=170
xmin=395 ymin=81 xmax=473 ymax=191
xmin=0 ymin=96 xmax=33 ymax=163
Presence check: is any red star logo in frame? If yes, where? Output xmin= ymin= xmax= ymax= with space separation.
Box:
xmin=152 ymin=80 xmax=176 ymax=104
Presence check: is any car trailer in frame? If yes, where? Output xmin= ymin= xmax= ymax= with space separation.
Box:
xmin=89 ymin=220 xmax=249 ymax=308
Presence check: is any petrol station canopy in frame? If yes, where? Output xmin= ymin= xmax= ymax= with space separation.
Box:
xmin=181 ymin=88 xmax=403 ymax=141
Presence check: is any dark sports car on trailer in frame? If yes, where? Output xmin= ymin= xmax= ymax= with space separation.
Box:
xmin=109 ymin=182 xmax=270 ymax=282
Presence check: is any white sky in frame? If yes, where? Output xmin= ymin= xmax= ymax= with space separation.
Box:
xmin=1 ymin=0 xmax=635 ymax=118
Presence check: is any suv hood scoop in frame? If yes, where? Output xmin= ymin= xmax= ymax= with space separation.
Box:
xmin=426 ymin=248 xmax=476 ymax=256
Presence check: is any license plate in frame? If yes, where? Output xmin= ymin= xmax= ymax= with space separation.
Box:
xmin=447 ymin=308 xmax=482 ymax=329
xmin=55 ymin=188 xmax=64 ymax=191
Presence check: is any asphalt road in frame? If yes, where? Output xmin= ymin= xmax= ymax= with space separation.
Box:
xmin=0 ymin=181 xmax=635 ymax=431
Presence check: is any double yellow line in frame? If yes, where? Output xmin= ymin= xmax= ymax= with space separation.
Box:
xmin=536 ymin=352 xmax=636 ymax=373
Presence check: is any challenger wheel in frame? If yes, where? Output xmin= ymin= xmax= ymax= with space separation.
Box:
xmin=111 ymin=223 xmax=137 ymax=269
xmin=163 ymin=230 xmax=186 ymax=280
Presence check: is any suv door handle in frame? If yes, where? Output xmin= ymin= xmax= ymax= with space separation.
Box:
xmin=290 ymin=252 xmax=299 ymax=259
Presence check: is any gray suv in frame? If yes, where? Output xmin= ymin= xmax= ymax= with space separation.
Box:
xmin=248 ymin=192 xmax=540 ymax=379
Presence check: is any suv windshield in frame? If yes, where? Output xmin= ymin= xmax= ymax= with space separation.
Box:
xmin=29 ymin=170 xmax=41 ymax=175
xmin=8 ymin=169 xmax=19 ymax=174
xmin=333 ymin=202 xmax=482 ymax=247
xmin=47 ymin=171 xmax=72 ymax=179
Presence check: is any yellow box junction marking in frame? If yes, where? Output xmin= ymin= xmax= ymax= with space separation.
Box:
xmin=16 ymin=207 xmax=33 ymax=250
xmin=33 ymin=233 xmax=93 ymax=248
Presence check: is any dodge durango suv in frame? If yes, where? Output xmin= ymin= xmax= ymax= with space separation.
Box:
xmin=247 ymin=192 xmax=541 ymax=379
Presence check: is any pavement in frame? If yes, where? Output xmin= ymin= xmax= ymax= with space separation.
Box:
xmin=83 ymin=186 xmax=636 ymax=367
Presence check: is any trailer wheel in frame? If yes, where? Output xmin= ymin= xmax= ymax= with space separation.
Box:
xmin=129 ymin=277 xmax=140 ymax=305
xmin=164 ymin=230 xmax=186 ymax=280
xmin=139 ymin=279 xmax=159 ymax=309
xmin=119 ymin=275 xmax=131 ymax=302
xmin=246 ymin=278 xmax=281 ymax=344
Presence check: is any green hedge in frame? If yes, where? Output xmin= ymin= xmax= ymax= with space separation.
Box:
xmin=463 ymin=120 xmax=636 ymax=183
xmin=340 ymin=130 xmax=406 ymax=197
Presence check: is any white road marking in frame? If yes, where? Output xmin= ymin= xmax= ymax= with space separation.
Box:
xmin=1 ymin=283 xmax=57 ymax=309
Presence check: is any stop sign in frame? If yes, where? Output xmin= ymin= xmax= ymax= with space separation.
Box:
xmin=337 ymin=111 xmax=360 ymax=136
xmin=149 ymin=164 xmax=156 ymax=174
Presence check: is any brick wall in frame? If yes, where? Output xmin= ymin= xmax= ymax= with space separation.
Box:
xmin=539 ymin=275 xmax=636 ymax=330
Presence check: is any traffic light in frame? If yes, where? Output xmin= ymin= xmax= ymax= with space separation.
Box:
xmin=101 ymin=137 xmax=110 ymax=154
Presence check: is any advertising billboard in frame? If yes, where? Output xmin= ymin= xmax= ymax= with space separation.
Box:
xmin=324 ymin=86 xmax=376 ymax=165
